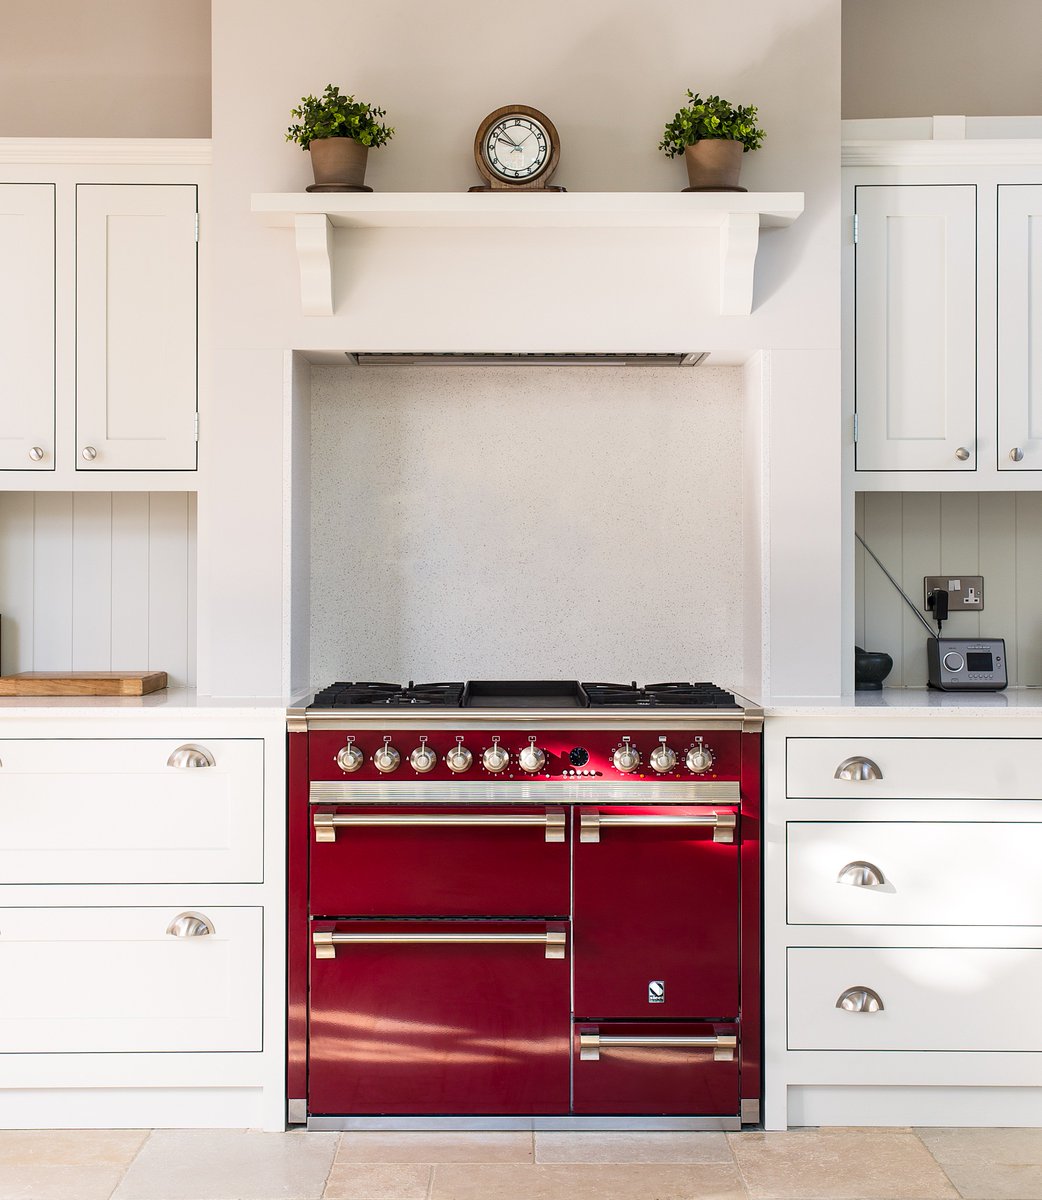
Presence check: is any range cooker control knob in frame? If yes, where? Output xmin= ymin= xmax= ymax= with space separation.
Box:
xmin=373 ymin=736 xmax=401 ymax=774
xmin=446 ymin=736 xmax=473 ymax=774
xmin=518 ymin=736 xmax=546 ymax=774
xmin=686 ymin=737 xmax=715 ymax=775
xmin=482 ymin=736 xmax=510 ymax=774
xmin=335 ymin=737 xmax=364 ymax=773
xmin=409 ymin=736 xmax=437 ymax=774
xmin=612 ymin=737 xmax=641 ymax=774
xmin=649 ymin=737 xmax=677 ymax=774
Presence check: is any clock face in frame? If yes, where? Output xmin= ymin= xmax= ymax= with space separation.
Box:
xmin=483 ymin=115 xmax=551 ymax=182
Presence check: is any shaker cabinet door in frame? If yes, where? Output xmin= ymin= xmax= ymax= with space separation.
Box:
xmin=854 ymin=185 xmax=977 ymax=471
xmin=76 ymin=184 xmax=197 ymax=471
xmin=998 ymin=184 xmax=1042 ymax=470
xmin=0 ymin=184 xmax=55 ymax=471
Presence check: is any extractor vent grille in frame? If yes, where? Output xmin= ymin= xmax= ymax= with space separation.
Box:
xmin=347 ymin=352 xmax=708 ymax=367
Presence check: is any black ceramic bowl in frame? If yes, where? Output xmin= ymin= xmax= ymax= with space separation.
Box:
xmin=854 ymin=646 xmax=893 ymax=691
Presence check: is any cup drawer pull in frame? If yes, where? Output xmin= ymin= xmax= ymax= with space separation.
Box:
xmin=313 ymin=927 xmax=566 ymax=960
xmin=579 ymin=1033 xmax=737 ymax=1062
xmin=166 ymin=911 xmax=215 ymax=938
xmin=837 ymin=861 xmax=886 ymax=887
xmin=313 ymin=807 xmax=566 ymax=843
xmin=836 ymin=986 xmax=884 ymax=1013
xmin=834 ymin=756 xmax=883 ymax=782
xmin=166 ymin=744 xmax=216 ymax=769
xmin=579 ymin=810 xmax=736 ymax=844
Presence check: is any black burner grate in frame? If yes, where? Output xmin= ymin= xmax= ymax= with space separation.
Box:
xmin=581 ymin=681 xmax=740 ymax=708
xmin=310 ymin=681 xmax=466 ymax=708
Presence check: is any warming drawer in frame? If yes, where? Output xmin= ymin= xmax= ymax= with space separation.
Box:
xmin=309 ymin=805 xmax=569 ymax=917
xmin=308 ymin=919 xmax=570 ymax=1115
xmin=573 ymin=806 xmax=740 ymax=1019
xmin=573 ymin=1022 xmax=739 ymax=1115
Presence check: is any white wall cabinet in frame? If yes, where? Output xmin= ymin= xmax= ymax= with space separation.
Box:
xmin=0 ymin=184 xmax=55 ymax=471
xmin=998 ymin=184 xmax=1042 ymax=470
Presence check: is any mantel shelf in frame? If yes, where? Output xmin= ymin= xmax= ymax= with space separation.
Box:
xmin=250 ymin=190 xmax=805 ymax=318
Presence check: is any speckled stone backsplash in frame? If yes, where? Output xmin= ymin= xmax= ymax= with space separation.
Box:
xmin=309 ymin=365 xmax=743 ymax=686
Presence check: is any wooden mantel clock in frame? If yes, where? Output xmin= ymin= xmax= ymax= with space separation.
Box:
xmin=470 ymin=105 xmax=565 ymax=192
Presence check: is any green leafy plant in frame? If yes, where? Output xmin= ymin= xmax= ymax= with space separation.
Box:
xmin=659 ymin=91 xmax=765 ymax=158
xmin=285 ymin=84 xmax=394 ymax=151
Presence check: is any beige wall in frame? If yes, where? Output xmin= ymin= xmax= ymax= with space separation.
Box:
xmin=844 ymin=0 xmax=1042 ymax=118
xmin=0 ymin=0 xmax=210 ymax=137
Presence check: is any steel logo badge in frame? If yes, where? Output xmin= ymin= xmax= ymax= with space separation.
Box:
xmin=648 ymin=980 xmax=665 ymax=1004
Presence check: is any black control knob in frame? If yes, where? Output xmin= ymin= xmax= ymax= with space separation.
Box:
xmin=568 ymin=747 xmax=590 ymax=767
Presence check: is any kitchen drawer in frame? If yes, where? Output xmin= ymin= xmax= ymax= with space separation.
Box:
xmin=0 ymin=906 xmax=262 ymax=1052
xmin=787 ymin=946 xmax=1042 ymax=1051
xmin=786 ymin=737 xmax=1042 ymax=800
xmin=0 ymin=739 xmax=263 ymax=883
xmin=309 ymin=805 xmax=569 ymax=917
xmin=788 ymin=821 xmax=1042 ymax=925
xmin=573 ymin=1021 xmax=739 ymax=1115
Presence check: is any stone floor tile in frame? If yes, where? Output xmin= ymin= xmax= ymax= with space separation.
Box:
xmin=916 ymin=1127 xmax=1042 ymax=1199
xmin=534 ymin=1131 xmax=733 ymax=1163
xmin=429 ymin=1161 xmax=749 ymax=1199
xmin=322 ymin=1163 xmax=431 ymax=1200
xmin=0 ymin=1164 xmax=130 ymax=1200
xmin=336 ymin=1131 xmax=532 ymax=1163
xmin=729 ymin=1128 xmax=959 ymax=1199
xmin=0 ymin=1128 xmax=149 ymax=1165
xmin=111 ymin=1128 xmax=339 ymax=1200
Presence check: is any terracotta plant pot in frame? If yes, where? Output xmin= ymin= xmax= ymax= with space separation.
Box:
xmin=682 ymin=139 xmax=746 ymax=191
xmin=307 ymin=138 xmax=370 ymax=191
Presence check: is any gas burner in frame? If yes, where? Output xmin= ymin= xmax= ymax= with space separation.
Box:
xmin=582 ymin=681 xmax=740 ymax=709
xmin=310 ymin=681 xmax=465 ymax=708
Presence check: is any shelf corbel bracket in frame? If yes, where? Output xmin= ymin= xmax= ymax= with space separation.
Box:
xmin=719 ymin=211 xmax=761 ymax=316
xmin=293 ymin=213 xmax=334 ymax=316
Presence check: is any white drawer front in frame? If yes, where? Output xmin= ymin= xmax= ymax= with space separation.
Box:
xmin=0 ymin=739 xmax=263 ymax=883
xmin=0 ymin=907 xmax=262 ymax=1053
xmin=788 ymin=947 xmax=1042 ymax=1051
xmin=786 ymin=737 xmax=1042 ymax=800
xmin=787 ymin=821 xmax=1042 ymax=926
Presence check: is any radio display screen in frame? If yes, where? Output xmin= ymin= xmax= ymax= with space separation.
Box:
xmin=966 ymin=652 xmax=993 ymax=672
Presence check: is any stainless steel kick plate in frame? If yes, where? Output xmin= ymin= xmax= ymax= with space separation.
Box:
xmin=924 ymin=575 xmax=984 ymax=611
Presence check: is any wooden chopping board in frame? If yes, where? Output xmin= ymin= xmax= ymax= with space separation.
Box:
xmin=0 ymin=672 xmax=168 ymax=696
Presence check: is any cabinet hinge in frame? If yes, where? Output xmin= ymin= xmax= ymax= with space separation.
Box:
xmin=853 ymin=412 xmax=859 ymax=443
xmin=194 ymin=412 xmax=199 ymax=442
xmin=194 ymin=213 xmax=199 ymax=243
xmin=852 ymin=213 xmax=859 ymax=244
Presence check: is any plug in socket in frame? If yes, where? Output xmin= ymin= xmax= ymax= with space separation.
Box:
xmin=924 ymin=575 xmax=984 ymax=611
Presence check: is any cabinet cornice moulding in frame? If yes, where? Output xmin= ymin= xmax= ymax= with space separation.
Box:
xmin=843 ymin=140 xmax=1042 ymax=167
xmin=0 ymin=138 xmax=212 ymax=165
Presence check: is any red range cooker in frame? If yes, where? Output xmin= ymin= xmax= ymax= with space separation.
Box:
xmin=287 ymin=679 xmax=762 ymax=1130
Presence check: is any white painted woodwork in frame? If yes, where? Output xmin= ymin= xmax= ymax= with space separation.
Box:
xmin=854 ymin=185 xmax=977 ymax=471
xmin=998 ymin=184 xmax=1042 ymax=470
xmin=787 ymin=946 xmax=1042 ymax=1052
xmin=854 ymin=491 xmax=1042 ymax=686
xmin=0 ymin=184 xmax=54 ymax=470
xmin=786 ymin=736 xmax=1042 ymax=800
xmin=787 ymin=821 xmax=1042 ymax=926
xmin=0 ymin=492 xmax=196 ymax=685
xmin=0 ymin=906 xmax=262 ymax=1053
xmin=76 ymin=184 xmax=197 ymax=470
xmin=0 ymin=738 xmax=263 ymax=883
xmin=252 ymin=192 xmax=804 ymax=319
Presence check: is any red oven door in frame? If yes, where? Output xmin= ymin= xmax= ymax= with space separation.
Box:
xmin=308 ymin=919 xmax=570 ymax=1115
xmin=573 ymin=1021 xmax=740 ymax=1115
xmin=573 ymin=806 xmax=740 ymax=1018
xmin=309 ymin=806 xmax=569 ymax=917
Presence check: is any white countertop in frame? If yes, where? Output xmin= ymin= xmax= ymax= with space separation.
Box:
xmin=0 ymin=687 xmax=290 ymax=719
xmin=755 ymin=686 xmax=1042 ymax=718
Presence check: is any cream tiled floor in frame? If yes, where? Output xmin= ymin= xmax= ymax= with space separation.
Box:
xmin=1 ymin=1127 xmax=1040 ymax=1200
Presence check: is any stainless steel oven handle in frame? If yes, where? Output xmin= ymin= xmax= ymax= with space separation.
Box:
xmin=314 ymin=807 xmax=566 ymax=843
xmin=579 ymin=1033 xmax=737 ymax=1062
xmin=313 ymin=928 xmax=567 ymax=960
xmin=579 ymin=810 xmax=737 ymax=844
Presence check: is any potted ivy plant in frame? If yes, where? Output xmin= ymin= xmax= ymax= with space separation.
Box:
xmin=286 ymin=84 xmax=395 ymax=192
xmin=659 ymin=92 xmax=765 ymax=191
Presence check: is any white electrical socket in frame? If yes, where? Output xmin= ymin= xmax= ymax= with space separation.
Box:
xmin=924 ymin=575 xmax=984 ymax=611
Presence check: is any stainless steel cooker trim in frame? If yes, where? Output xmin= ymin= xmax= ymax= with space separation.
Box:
xmin=309 ymin=780 xmax=742 ymax=804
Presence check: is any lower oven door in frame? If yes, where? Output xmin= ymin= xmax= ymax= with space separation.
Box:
xmin=573 ymin=1021 xmax=740 ymax=1115
xmin=308 ymin=919 xmax=570 ymax=1115
xmin=573 ymin=806 xmax=740 ymax=1018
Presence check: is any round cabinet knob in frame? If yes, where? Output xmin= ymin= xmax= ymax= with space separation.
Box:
xmin=28 ymin=446 xmax=44 ymax=462
xmin=335 ymin=737 xmax=364 ymax=773
xmin=612 ymin=737 xmax=640 ymax=774
xmin=686 ymin=738 xmax=715 ymax=774
xmin=482 ymin=736 xmax=510 ymax=773
xmin=1011 ymin=447 xmax=1026 ymax=462
xmin=81 ymin=446 xmax=98 ymax=461
xmin=373 ymin=736 xmax=401 ymax=774
xmin=409 ymin=736 xmax=437 ymax=774
xmin=942 ymin=651 xmax=965 ymax=672
xmin=518 ymin=736 xmax=546 ymax=774
xmin=955 ymin=447 xmax=971 ymax=461
xmin=446 ymin=736 xmax=473 ymax=774
xmin=649 ymin=737 xmax=677 ymax=774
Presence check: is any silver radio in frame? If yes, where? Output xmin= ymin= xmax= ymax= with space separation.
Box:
xmin=927 ymin=638 xmax=1007 ymax=691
